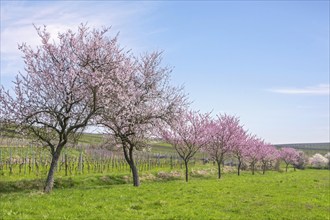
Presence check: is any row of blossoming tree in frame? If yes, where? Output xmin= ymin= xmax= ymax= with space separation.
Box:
xmin=160 ymin=111 xmax=307 ymax=182
xmin=0 ymin=24 xmax=307 ymax=193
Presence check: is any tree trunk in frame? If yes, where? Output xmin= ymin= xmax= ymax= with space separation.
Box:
xmin=44 ymin=152 xmax=61 ymax=193
xmin=130 ymin=161 xmax=140 ymax=187
xmin=262 ymin=163 xmax=266 ymax=175
xmin=285 ymin=164 xmax=288 ymax=172
xmin=251 ymin=163 xmax=255 ymax=175
xmin=184 ymin=160 xmax=189 ymax=182
xmin=237 ymin=160 xmax=241 ymax=176
xmin=122 ymin=143 xmax=140 ymax=187
xmin=217 ymin=160 xmax=222 ymax=179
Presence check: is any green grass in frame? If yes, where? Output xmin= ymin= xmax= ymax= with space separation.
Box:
xmin=77 ymin=133 xmax=104 ymax=145
xmin=149 ymin=141 xmax=177 ymax=154
xmin=1 ymin=169 xmax=329 ymax=220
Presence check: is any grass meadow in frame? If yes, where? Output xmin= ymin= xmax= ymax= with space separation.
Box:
xmin=1 ymin=168 xmax=329 ymax=220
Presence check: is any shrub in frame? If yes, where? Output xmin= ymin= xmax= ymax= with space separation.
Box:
xmin=324 ymin=152 xmax=330 ymax=168
xmin=309 ymin=154 xmax=329 ymax=169
xmin=294 ymin=151 xmax=308 ymax=170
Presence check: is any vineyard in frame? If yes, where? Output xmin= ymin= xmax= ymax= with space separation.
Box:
xmin=1 ymin=136 xmax=328 ymax=179
xmin=0 ymin=144 xmax=201 ymax=178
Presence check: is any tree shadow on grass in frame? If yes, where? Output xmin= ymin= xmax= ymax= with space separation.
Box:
xmin=0 ymin=175 xmax=129 ymax=194
xmin=0 ymin=179 xmax=45 ymax=194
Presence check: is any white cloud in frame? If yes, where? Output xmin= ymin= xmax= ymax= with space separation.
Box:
xmin=269 ymin=84 xmax=330 ymax=95
xmin=1 ymin=1 xmax=159 ymax=83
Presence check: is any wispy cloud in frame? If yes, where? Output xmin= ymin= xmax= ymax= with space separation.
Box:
xmin=1 ymin=1 xmax=159 ymax=79
xmin=269 ymin=84 xmax=330 ymax=96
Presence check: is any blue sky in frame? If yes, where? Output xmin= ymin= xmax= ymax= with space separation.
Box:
xmin=1 ymin=1 xmax=329 ymax=144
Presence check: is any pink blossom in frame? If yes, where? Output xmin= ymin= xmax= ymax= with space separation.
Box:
xmin=203 ymin=114 xmax=244 ymax=178
xmin=280 ymin=147 xmax=300 ymax=172
xmin=160 ymin=110 xmax=210 ymax=182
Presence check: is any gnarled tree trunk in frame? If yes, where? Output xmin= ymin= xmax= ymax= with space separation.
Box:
xmin=130 ymin=161 xmax=140 ymax=187
xmin=123 ymin=143 xmax=140 ymax=187
xmin=44 ymin=151 xmax=61 ymax=193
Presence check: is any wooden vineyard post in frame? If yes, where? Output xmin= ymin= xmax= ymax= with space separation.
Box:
xmin=24 ymin=150 xmax=27 ymax=175
xmin=18 ymin=148 xmax=22 ymax=174
xmin=111 ymin=156 xmax=114 ymax=171
xmin=39 ymin=149 xmax=43 ymax=175
xmin=69 ymin=158 xmax=73 ymax=175
xmin=0 ymin=148 xmax=2 ymax=173
xmin=19 ymin=161 xmax=23 ymax=174
xmin=93 ymin=160 xmax=97 ymax=173
xmin=32 ymin=147 xmax=35 ymax=174
xmin=87 ymin=159 xmax=90 ymax=173
xmin=28 ymin=156 xmax=31 ymax=174
xmin=117 ymin=158 xmax=120 ymax=172
xmin=35 ymin=160 xmax=39 ymax=176
xmin=9 ymin=147 xmax=13 ymax=175
xmin=4 ymin=148 xmax=7 ymax=171
xmin=65 ymin=154 xmax=68 ymax=176
xmin=149 ymin=155 xmax=152 ymax=171
xmin=107 ymin=159 xmax=110 ymax=173
xmin=78 ymin=150 xmax=83 ymax=175
xmin=170 ymin=155 xmax=173 ymax=170
xmin=156 ymin=154 xmax=159 ymax=168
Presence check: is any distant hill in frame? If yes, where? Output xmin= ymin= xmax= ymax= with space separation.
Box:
xmin=275 ymin=142 xmax=330 ymax=151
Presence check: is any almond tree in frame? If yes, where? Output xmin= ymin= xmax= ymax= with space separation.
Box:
xmin=294 ymin=150 xmax=307 ymax=170
xmin=99 ymin=52 xmax=186 ymax=187
xmin=0 ymin=24 xmax=123 ymax=193
xmin=259 ymin=144 xmax=279 ymax=174
xmin=204 ymin=114 xmax=242 ymax=179
xmin=228 ymin=122 xmax=248 ymax=176
xmin=161 ymin=110 xmax=210 ymax=182
xmin=244 ymin=136 xmax=264 ymax=175
xmin=309 ymin=153 xmax=329 ymax=169
xmin=280 ymin=147 xmax=299 ymax=172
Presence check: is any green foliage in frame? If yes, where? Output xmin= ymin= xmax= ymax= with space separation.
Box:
xmin=0 ymin=169 xmax=329 ymax=219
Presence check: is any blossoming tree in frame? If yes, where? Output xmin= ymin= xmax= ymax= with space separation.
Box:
xmin=228 ymin=123 xmax=249 ymax=176
xmin=0 ymin=24 xmax=123 ymax=193
xmin=280 ymin=147 xmax=299 ymax=172
xmin=98 ymin=52 xmax=186 ymax=186
xmin=204 ymin=114 xmax=243 ymax=179
xmin=258 ymin=144 xmax=279 ymax=174
xmin=309 ymin=153 xmax=329 ymax=169
xmin=161 ymin=110 xmax=210 ymax=182
xmin=244 ymin=136 xmax=265 ymax=175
